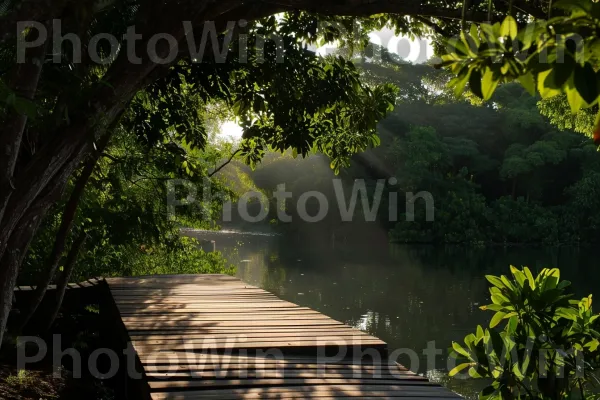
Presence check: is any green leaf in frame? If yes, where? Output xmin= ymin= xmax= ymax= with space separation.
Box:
xmin=537 ymin=70 xmax=562 ymax=99
xmin=481 ymin=67 xmax=499 ymax=100
xmin=452 ymin=341 xmax=471 ymax=358
xmin=544 ymin=268 xmax=560 ymax=289
xmin=490 ymin=311 xmax=507 ymax=328
xmin=585 ymin=339 xmax=599 ymax=352
xmin=447 ymin=36 xmax=470 ymax=57
xmin=512 ymin=362 xmax=525 ymax=379
xmin=486 ymin=275 xmax=505 ymax=289
xmin=477 ymin=325 xmax=485 ymax=338
xmin=510 ymin=266 xmax=526 ymax=288
xmin=480 ymin=385 xmax=498 ymax=400
xmin=523 ymin=267 xmax=535 ymax=290
xmin=556 ymin=307 xmax=579 ymax=320
xmin=491 ymin=293 xmax=510 ymax=305
xmin=488 ymin=328 xmax=504 ymax=357
xmin=460 ymin=30 xmax=477 ymax=56
xmin=469 ymin=367 xmax=484 ymax=378
xmin=500 ymin=275 xmax=514 ymax=290
xmin=469 ymin=69 xmax=484 ymax=99
xmin=574 ymin=62 xmax=599 ymax=104
xmin=449 ymin=362 xmax=471 ymax=377
xmin=469 ymin=24 xmax=480 ymax=47
xmin=480 ymin=23 xmax=495 ymax=40
xmin=557 ymin=280 xmax=571 ymax=290
xmin=480 ymin=304 xmax=504 ymax=312
xmin=546 ymin=55 xmax=575 ymax=89
xmin=507 ymin=315 xmax=518 ymax=334
xmin=518 ymin=72 xmax=536 ymax=96
xmin=566 ymin=80 xmax=585 ymax=113
xmin=500 ymin=16 xmax=518 ymax=40
xmin=449 ymin=69 xmax=471 ymax=97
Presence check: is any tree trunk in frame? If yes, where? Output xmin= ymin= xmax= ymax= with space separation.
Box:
xmin=0 ymin=18 xmax=171 ymax=262
xmin=38 ymin=230 xmax=87 ymax=333
xmin=0 ymin=35 xmax=168 ymax=353
xmin=0 ymin=217 xmax=43 ymax=347
xmin=0 ymin=23 xmax=50 ymax=226
xmin=0 ymin=167 xmax=74 ymax=346
xmin=0 ymin=179 xmax=66 ymax=346
xmin=0 ymin=3 xmax=283 ymax=352
xmin=16 ymin=129 xmax=116 ymax=333
xmin=0 ymin=0 xmax=267 ymax=264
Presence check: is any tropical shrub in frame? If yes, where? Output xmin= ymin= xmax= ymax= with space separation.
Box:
xmin=450 ymin=267 xmax=600 ymax=399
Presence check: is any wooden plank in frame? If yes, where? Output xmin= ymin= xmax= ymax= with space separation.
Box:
xmin=133 ymin=340 xmax=386 ymax=352
xmin=144 ymin=364 xmax=412 ymax=373
xmin=13 ymin=280 xmax=99 ymax=292
xmin=116 ymin=307 xmax=321 ymax=314
xmin=139 ymin=354 xmax=407 ymax=366
xmin=122 ymin=320 xmax=349 ymax=327
xmin=121 ymin=314 xmax=343 ymax=321
xmin=151 ymin=385 xmax=459 ymax=399
xmin=129 ymin=329 xmax=374 ymax=337
xmin=126 ymin=325 xmax=352 ymax=334
xmin=130 ymin=332 xmax=374 ymax=341
xmin=104 ymin=274 xmax=460 ymax=400
xmin=149 ymin=378 xmax=441 ymax=389
xmin=145 ymin=370 xmax=424 ymax=380
xmin=128 ymin=329 xmax=363 ymax=337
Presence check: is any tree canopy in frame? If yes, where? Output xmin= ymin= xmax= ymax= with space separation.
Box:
xmin=0 ymin=0 xmax=591 ymax=348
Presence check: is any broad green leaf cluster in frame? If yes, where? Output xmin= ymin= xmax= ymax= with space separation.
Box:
xmin=450 ymin=266 xmax=600 ymax=399
xmin=440 ymin=1 xmax=600 ymax=132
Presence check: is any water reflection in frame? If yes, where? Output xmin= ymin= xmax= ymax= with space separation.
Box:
xmin=186 ymin=230 xmax=600 ymax=398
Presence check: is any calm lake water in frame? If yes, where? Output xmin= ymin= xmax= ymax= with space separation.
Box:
xmin=186 ymin=229 xmax=600 ymax=398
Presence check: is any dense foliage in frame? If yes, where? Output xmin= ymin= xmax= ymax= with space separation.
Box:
xmin=222 ymin=51 xmax=600 ymax=245
xmin=440 ymin=0 xmax=600 ymax=136
xmin=387 ymin=79 xmax=600 ymax=244
xmin=450 ymin=267 xmax=600 ymax=399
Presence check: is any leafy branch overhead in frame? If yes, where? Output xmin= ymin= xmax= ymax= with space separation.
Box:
xmin=439 ymin=0 xmax=600 ymax=134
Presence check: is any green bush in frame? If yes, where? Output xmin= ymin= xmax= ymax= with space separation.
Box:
xmin=450 ymin=267 xmax=600 ymax=399
xmin=124 ymin=237 xmax=235 ymax=277
xmin=67 ymin=236 xmax=235 ymax=281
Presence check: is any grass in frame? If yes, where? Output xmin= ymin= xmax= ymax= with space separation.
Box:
xmin=5 ymin=369 xmax=35 ymax=388
xmin=1 ymin=366 xmax=62 ymax=399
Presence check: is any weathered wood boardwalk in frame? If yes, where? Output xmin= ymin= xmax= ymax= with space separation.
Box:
xmin=105 ymin=274 xmax=461 ymax=399
xmin=14 ymin=277 xmax=104 ymax=292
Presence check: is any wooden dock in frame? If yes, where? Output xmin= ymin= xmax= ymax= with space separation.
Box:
xmin=104 ymin=274 xmax=461 ymax=399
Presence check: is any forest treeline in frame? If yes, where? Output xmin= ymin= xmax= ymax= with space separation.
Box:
xmin=226 ymin=47 xmax=600 ymax=245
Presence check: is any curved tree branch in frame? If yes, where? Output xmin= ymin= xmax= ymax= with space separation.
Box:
xmin=209 ymin=149 xmax=242 ymax=177
xmin=15 ymin=112 xmax=124 ymax=334
xmin=413 ymin=16 xmax=449 ymax=36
